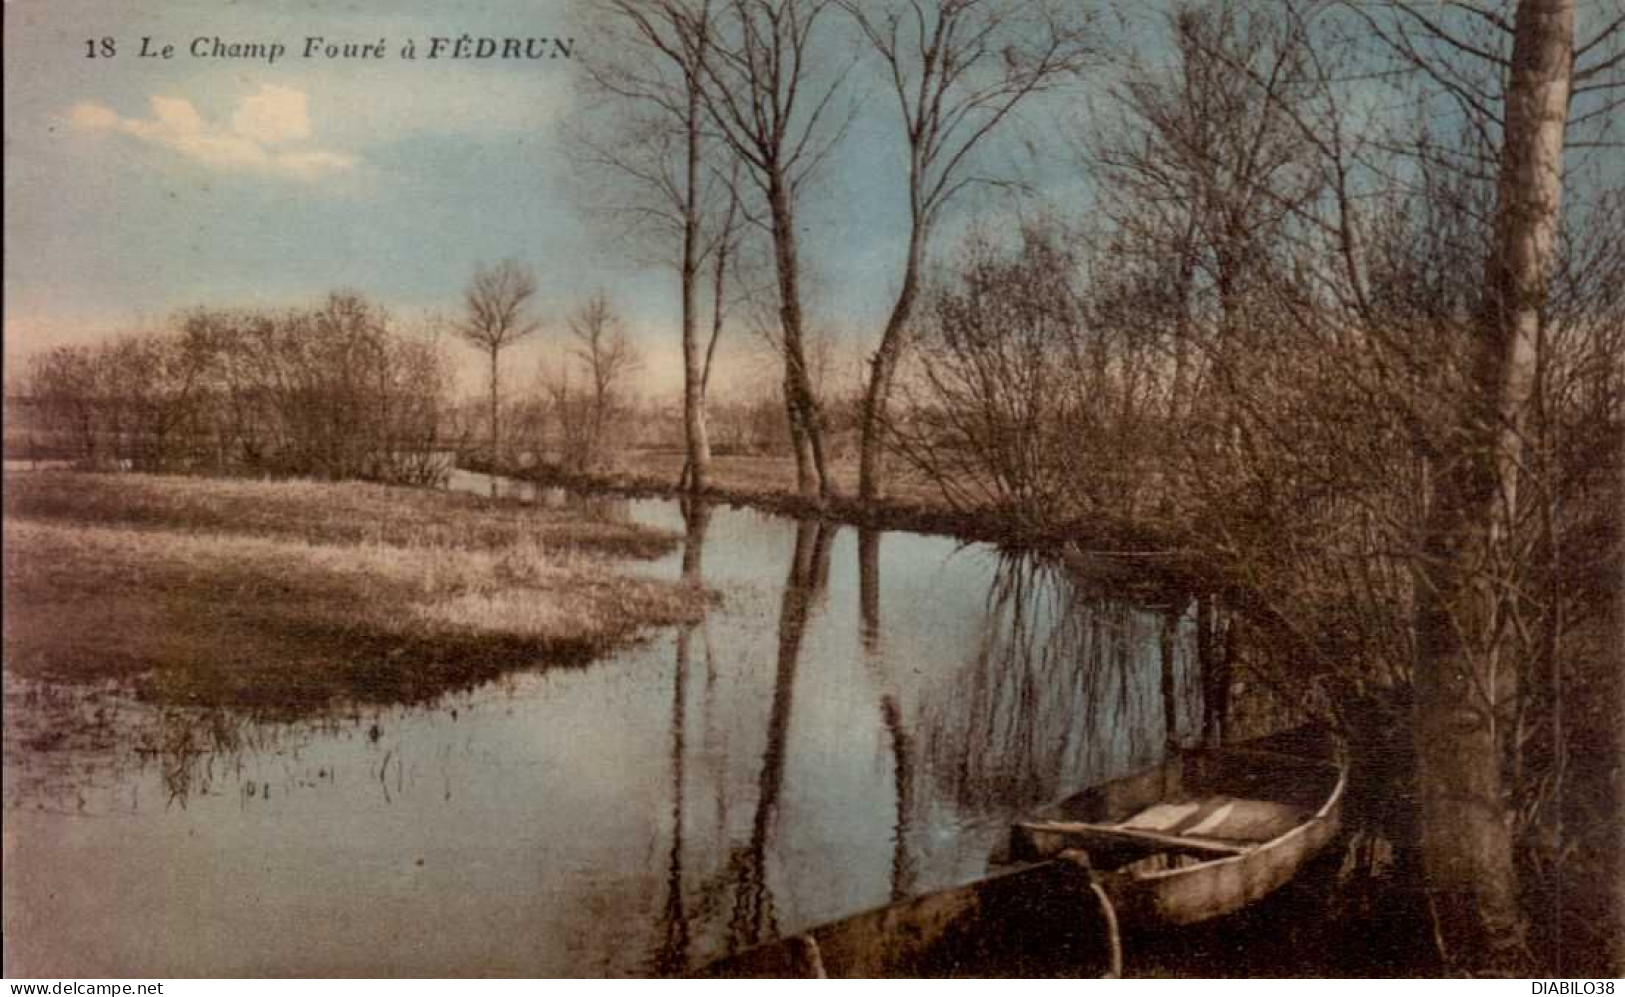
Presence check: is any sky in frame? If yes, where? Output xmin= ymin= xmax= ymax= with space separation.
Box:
xmin=3 ymin=0 xmax=1076 ymax=401
xmin=9 ymin=1 xmax=1615 ymax=401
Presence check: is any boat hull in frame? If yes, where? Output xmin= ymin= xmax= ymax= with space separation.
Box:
xmin=1013 ymin=735 xmax=1348 ymax=928
xmin=699 ymin=860 xmax=1114 ymax=978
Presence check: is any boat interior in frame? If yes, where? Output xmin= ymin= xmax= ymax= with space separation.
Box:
xmin=1011 ymin=747 xmax=1343 ymax=867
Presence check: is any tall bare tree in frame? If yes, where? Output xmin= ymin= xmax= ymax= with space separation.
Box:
xmin=843 ymin=0 xmax=1095 ymax=503
xmin=457 ymin=259 xmax=541 ymax=461
xmin=1403 ymin=0 xmax=1576 ymax=968
xmin=578 ymin=0 xmax=745 ymax=493
xmin=698 ymin=0 xmax=852 ymax=501
xmin=1321 ymin=0 xmax=1622 ymax=967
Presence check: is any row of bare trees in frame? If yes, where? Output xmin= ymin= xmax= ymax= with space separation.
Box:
xmin=21 ymin=277 xmax=649 ymax=482
xmin=24 ymin=293 xmax=454 ymax=482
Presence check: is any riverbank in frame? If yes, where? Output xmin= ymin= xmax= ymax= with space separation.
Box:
xmin=2 ymin=471 xmax=708 ymax=717
xmin=469 ymin=451 xmax=1196 ymax=583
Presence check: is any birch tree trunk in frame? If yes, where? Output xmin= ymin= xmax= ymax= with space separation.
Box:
xmin=1412 ymin=0 xmax=1573 ymax=970
xmin=680 ymin=78 xmax=711 ymax=494
xmin=768 ymin=174 xmax=831 ymax=500
xmin=858 ymin=227 xmax=922 ymax=503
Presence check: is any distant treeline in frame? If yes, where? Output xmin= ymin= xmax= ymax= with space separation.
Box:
xmin=22 ymin=293 xmax=454 ymax=484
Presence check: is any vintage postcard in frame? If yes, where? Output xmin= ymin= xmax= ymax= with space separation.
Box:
xmin=3 ymin=0 xmax=1620 ymax=981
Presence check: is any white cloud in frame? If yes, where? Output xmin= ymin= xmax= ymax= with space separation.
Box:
xmin=149 ymin=96 xmax=204 ymax=135
xmin=168 ymin=131 xmax=271 ymax=172
xmin=68 ymin=103 xmax=121 ymax=131
xmin=231 ymin=84 xmax=311 ymax=145
xmin=67 ymin=87 xmax=354 ymax=183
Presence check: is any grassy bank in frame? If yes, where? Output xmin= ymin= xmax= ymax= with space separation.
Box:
xmin=474 ymin=450 xmax=1186 ymax=560
xmin=2 ymin=471 xmax=707 ymax=715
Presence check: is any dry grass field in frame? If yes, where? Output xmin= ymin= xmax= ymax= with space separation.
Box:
xmin=2 ymin=471 xmax=707 ymax=715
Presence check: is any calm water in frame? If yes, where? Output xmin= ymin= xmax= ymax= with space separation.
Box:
xmin=3 ymin=471 xmax=1202 ymax=976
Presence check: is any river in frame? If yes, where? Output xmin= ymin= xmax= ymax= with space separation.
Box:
xmin=2 ymin=469 xmax=1205 ymax=976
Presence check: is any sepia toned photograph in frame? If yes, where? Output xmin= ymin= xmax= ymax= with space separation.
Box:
xmin=2 ymin=0 xmax=1621 ymax=980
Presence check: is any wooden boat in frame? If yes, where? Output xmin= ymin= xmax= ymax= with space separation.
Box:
xmin=700 ymin=731 xmax=1345 ymax=977
xmin=697 ymin=859 xmax=1117 ymax=978
xmin=1008 ymin=733 xmax=1347 ymax=929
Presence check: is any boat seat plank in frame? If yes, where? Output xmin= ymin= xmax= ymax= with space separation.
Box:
xmin=1184 ymin=800 xmax=1239 ymax=837
xmin=1119 ymin=795 xmax=1237 ymax=837
xmin=1115 ymin=796 xmax=1307 ymax=843
xmin=1120 ymin=801 xmax=1200 ymax=832
xmin=1015 ymin=819 xmax=1253 ymax=858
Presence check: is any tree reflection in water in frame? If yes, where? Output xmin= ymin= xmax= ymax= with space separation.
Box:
xmin=153 ymin=708 xmax=249 ymax=806
xmin=726 ymin=518 xmax=835 ymax=953
xmin=860 ymin=527 xmax=918 ymax=903
xmin=662 ymin=531 xmax=1204 ymax=971
xmin=879 ymin=693 xmax=918 ymax=902
xmin=919 ymin=551 xmax=1201 ymax=815
xmin=651 ymin=496 xmax=712 ymax=976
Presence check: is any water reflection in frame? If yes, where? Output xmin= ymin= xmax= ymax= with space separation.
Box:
xmin=920 ymin=553 xmax=1200 ymax=815
xmin=729 ymin=518 xmax=837 ymax=952
xmin=5 ymin=475 xmax=1209 ymax=977
xmin=1160 ymin=605 xmax=1181 ymax=753
xmin=152 ymin=708 xmax=251 ymax=806
xmin=1198 ymin=595 xmax=1233 ymax=746
xmin=858 ymin=529 xmax=918 ymax=902
xmin=653 ymin=496 xmax=713 ymax=975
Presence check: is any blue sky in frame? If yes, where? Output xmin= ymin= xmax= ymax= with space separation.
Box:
xmin=11 ymin=1 xmax=1612 ymax=399
xmin=4 ymin=0 xmax=1087 ymax=399
xmin=4 ymin=2 xmax=628 ymax=389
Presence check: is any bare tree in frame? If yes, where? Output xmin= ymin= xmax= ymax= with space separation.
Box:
xmin=556 ymin=291 xmax=644 ymax=469
xmin=892 ymin=222 xmax=1087 ymax=525
xmin=1399 ymin=0 xmax=1576 ymax=968
xmin=842 ymin=0 xmax=1095 ymax=503
xmin=1306 ymin=0 xmax=1622 ymax=967
xmin=697 ymin=0 xmax=853 ymax=501
xmin=457 ymin=259 xmax=542 ymax=461
xmin=578 ymin=0 xmax=748 ymax=493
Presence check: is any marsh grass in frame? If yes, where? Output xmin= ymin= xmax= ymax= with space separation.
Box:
xmin=3 ymin=470 xmax=674 ymax=558
xmin=2 ymin=471 xmax=708 ymax=716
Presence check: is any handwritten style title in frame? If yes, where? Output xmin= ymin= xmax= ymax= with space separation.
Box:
xmin=84 ymin=36 xmax=576 ymax=64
